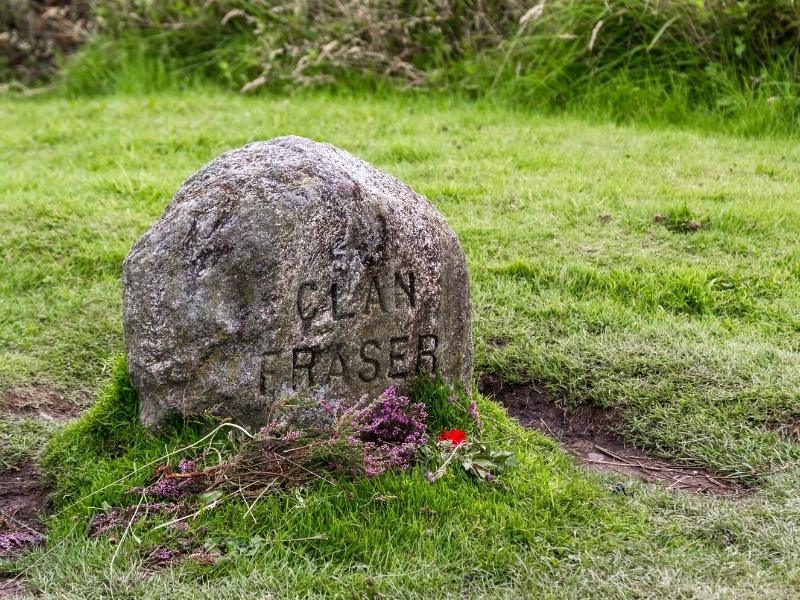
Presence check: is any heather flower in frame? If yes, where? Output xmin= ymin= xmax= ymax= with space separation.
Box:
xmin=361 ymin=441 xmax=423 ymax=477
xmin=425 ymin=465 xmax=447 ymax=483
xmin=142 ymin=477 xmax=196 ymax=499
xmin=178 ymin=458 xmax=197 ymax=474
xmin=468 ymin=401 xmax=483 ymax=430
xmin=258 ymin=419 xmax=282 ymax=439
xmin=281 ymin=430 xmax=301 ymax=443
xmin=0 ymin=530 xmax=44 ymax=553
xmin=348 ymin=387 xmax=428 ymax=477
xmin=147 ymin=478 xmax=180 ymax=498
xmin=152 ymin=547 xmax=180 ymax=563
xmin=351 ymin=388 xmax=427 ymax=446
xmin=320 ymin=397 xmax=344 ymax=416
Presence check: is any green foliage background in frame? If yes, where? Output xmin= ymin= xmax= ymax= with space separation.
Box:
xmin=44 ymin=0 xmax=797 ymax=134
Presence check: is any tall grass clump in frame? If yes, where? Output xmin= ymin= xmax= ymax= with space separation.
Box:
xmin=475 ymin=0 xmax=800 ymax=132
xmin=53 ymin=1 xmax=800 ymax=132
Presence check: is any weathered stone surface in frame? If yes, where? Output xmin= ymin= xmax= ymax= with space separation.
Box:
xmin=123 ymin=136 xmax=472 ymax=429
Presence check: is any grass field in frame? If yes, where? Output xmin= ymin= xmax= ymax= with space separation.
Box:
xmin=2 ymin=90 xmax=800 ymax=598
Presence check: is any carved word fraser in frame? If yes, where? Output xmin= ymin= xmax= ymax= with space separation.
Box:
xmin=261 ymin=335 xmax=438 ymax=394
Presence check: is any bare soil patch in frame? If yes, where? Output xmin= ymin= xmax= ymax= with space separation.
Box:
xmin=0 ymin=388 xmax=84 ymax=421
xmin=0 ymin=463 xmax=48 ymax=598
xmin=0 ymin=463 xmax=48 ymax=543
xmin=772 ymin=420 xmax=800 ymax=442
xmin=479 ymin=374 xmax=749 ymax=497
xmin=0 ymin=573 xmax=32 ymax=599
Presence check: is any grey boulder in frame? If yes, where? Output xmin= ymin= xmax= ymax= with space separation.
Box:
xmin=123 ymin=136 xmax=472 ymax=429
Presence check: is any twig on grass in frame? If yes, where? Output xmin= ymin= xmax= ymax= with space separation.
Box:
xmin=538 ymin=417 xmax=559 ymax=440
xmin=278 ymin=454 xmax=335 ymax=486
xmin=593 ymin=444 xmax=638 ymax=466
xmin=243 ymin=477 xmax=279 ymax=522
xmin=51 ymin=422 xmax=254 ymax=520
xmin=109 ymin=492 xmax=147 ymax=580
xmin=666 ymin=475 xmax=689 ymax=490
xmin=238 ymin=486 xmax=256 ymax=524
xmin=150 ymin=492 xmax=233 ymax=532
xmin=163 ymin=467 xmax=223 ymax=480
xmin=0 ymin=510 xmax=40 ymax=536
xmin=582 ymin=458 xmax=642 ymax=469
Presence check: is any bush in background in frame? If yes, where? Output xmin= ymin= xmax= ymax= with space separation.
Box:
xmin=63 ymin=0 xmax=527 ymax=93
xmin=0 ymin=0 xmax=91 ymax=84
xmin=7 ymin=1 xmax=800 ymax=132
xmin=471 ymin=0 xmax=800 ymax=127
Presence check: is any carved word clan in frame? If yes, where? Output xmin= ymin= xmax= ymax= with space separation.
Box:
xmin=295 ymin=270 xmax=416 ymax=322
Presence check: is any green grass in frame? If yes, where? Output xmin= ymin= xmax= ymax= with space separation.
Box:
xmin=2 ymin=89 xmax=800 ymax=597
xmin=0 ymin=416 xmax=56 ymax=469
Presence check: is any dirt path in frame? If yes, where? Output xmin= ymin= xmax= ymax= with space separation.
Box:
xmin=0 ymin=388 xmax=84 ymax=422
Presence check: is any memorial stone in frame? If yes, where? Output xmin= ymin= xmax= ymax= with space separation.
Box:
xmin=123 ymin=136 xmax=472 ymax=428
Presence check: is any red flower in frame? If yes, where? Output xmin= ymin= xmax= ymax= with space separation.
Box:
xmin=438 ymin=429 xmax=467 ymax=447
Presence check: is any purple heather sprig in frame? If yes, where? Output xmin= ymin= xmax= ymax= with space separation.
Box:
xmin=0 ymin=530 xmax=44 ymax=552
xmin=468 ymin=400 xmax=483 ymax=430
xmin=152 ymin=547 xmax=180 ymax=563
xmin=258 ymin=421 xmax=279 ymax=439
xmin=347 ymin=387 xmax=428 ymax=477
xmin=281 ymin=430 xmax=301 ymax=443
xmin=178 ymin=458 xmax=197 ymax=474
xmin=142 ymin=477 xmax=196 ymax=499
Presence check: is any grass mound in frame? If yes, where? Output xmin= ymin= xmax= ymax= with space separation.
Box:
xmin=34 ymin=357 xmax=619 ymax=597
xmin=27 ymin=354 xmax=800 ymax=598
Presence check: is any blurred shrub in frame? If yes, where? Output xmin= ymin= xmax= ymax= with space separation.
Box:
xmin=73 ymin=0 xmax=526 ymax=92
xmin=464 ymin=0 xmax=800 ymax=125
xmin=10 ymin=1 xmax=800 ymax=130
xmin=0 ymin=0 xmax=91 ymax=84
xmin=466 ymin=1 xmax=714 ymax=107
